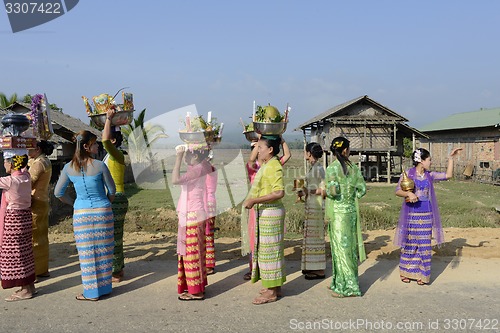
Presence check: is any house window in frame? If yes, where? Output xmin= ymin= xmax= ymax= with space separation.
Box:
xmin=479 ymin=161 xmax=490 ymax=169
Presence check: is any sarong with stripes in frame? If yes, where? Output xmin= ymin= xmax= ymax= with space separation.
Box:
xmin=251 ymin=203 xmax=286 ymax=288
xmin=0 ymin=209 xmax=36 ymax=289
xmin=205 ymin=202 xmax=216 ymax=269
xmin=399 ymin=207 xmax=433 ymax=283
xmin=178 ymin=211 xmax=207 ymax=294
xmin=301 ymin=195 xmax=326 ymax=271
xmin=73 ymin=207 xmax=114 ymax=298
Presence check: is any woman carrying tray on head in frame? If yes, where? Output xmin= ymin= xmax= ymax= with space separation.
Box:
xmin=102 ymin=108 xmax=129 ymax=283
xmin=172 ymin=143 xmax=212 ymax=301
xmin=0 ymin=150 xmax=36 ymax=301
xmin=241 ymin=135 xmax=290 ymax=280
xmin=243 ymin=135 xmax=286 ymax=305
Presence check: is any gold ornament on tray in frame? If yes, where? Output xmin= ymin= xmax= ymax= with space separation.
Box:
xmin=83 ymin=88 xmax=135 ymax=130
xmin=293 ymin=178 xmax=306 ymax=203
xmin=400 ymin=170 xmax=416 ymax=203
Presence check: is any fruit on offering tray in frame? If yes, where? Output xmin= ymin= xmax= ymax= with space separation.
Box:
xmin=252 ymin=103 xmax=289 ymax=135
xmin=179 ymin=111 xmax=223 ymax=144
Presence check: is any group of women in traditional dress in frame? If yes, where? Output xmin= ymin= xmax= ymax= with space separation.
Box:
xmin=0 ymin=121 xmax=461 ymax=304
xmin=237 ymin=135 xmax=461 ymax=303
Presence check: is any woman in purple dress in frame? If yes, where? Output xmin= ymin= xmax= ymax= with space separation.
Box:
xmin=394 ymin=147 xmax=461 ymax=285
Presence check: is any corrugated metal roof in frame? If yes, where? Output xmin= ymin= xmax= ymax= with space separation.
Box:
xmin=419 ymin=107 xmax=500 ymax=132
xmin=295 ymin=95 xmax=409 ymax=130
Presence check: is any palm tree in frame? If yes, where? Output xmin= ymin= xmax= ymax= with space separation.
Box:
xmin=121 ymin=108 xmax=168 ymax=164
xmin=0 ymin=93 xmax=18 ymax=109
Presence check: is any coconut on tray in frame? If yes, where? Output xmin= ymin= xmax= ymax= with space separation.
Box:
xmin=252 ymin=103 xmax=289 ymax=136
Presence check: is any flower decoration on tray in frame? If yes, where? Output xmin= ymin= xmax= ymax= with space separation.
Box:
xmin=28 ymin=93 xmax=54 ymax=140
xmin=83 ymin=89 xmax=135 ymax=130
xmin=251 ymin=101 xmax=289 ymax=135
xmin=0 ymin=93 xmax=54 ymax=149
xmin=179 ymin=111 xmax=223 ymax=145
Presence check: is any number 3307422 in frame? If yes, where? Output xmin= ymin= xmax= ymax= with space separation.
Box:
xmin=5 ymin=2 xmax=62 ymax=14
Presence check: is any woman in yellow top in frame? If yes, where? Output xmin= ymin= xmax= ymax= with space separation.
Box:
xmin=103 ymin=108 xmax=129 ymax=283
xmin=243 ymin=135 xmax=285 ymax=305
xmin=28 ymin=140 xmax=54 ymax=278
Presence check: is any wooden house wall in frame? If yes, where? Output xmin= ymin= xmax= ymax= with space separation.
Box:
xmin=420 ymin=128 xmax=500 ymax=182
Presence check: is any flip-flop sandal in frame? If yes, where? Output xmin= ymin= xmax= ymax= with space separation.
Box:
xmin=75 ymin=294 xmax=99 ymax=301
xmin=243 ymin=272 xmax=252 ymax=280
xmin=304 ymin=272 xmax=325 ymax=280
xmin=252 ymin=295 xmax=277 ymax=305
xmin=178 ymin=294 xmax=205 ymax=301
xmin=5 ymin=293 xmax=32 ymax=302
xmin=259 ymin=288 xmax=282 ymax=297
xmin=417 ymin=280 xmax=427 ymax=286
xmin=207 ymin=268 xmax=215 ymax=275
xmin=400 ymin=276 xmax=410 ymax=283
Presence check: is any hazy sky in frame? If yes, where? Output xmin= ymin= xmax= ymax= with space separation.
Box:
xmin=1 ymin=0 xmax=500 ymax=138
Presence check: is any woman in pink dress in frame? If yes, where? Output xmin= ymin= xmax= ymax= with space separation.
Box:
xmin=0 ymin=151 xmax=36 ymax=301
xmin=172 ymin=144 xmax=212 ymax=301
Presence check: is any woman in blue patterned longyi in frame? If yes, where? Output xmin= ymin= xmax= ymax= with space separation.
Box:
xmin=55 ymin=130 xmax=116 ymax=301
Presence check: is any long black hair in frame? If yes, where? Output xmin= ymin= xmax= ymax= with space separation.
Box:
xmin=330 ymin=136 xmax=351 ymax=175
xmin=37 ymin=140 xmax=55 ymax=156
xmin=306 ymin=142 xmax=323 ymax=159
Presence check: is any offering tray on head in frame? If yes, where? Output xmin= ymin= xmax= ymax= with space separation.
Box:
xmin=89 ymin=110 xmax=135 ymax=130
xmin=243 ymin=130 xmax=259 ymax=142
xmin=253 ymin=121 xmax=288 ymax=135
xmin=179 ymin=130 xmax=215 ymax=144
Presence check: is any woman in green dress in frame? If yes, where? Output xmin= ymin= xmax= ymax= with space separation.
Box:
xmin=324 ymin=137 xmax=366 ymax=298
xmin=243 ymin=135 xmax=286 ymax=305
